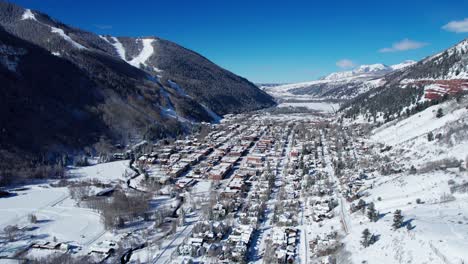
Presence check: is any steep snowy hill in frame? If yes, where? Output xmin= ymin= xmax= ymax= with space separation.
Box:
xmin=343 ymin=39 xmax=468 ymax=121
xmin=343 ymin=98 xmax=468 ymax=264
xmin=0 ymin=1 xmax=274 ymax=180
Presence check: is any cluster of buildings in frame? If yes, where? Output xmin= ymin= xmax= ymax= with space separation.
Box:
xmin=173 ymin=122 xmax=292 ymax=263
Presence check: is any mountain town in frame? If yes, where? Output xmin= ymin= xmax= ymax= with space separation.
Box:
xmin=0 ymin=1 xmax=467 ymax=264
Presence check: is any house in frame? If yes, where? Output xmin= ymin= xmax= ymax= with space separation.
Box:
xmin=169 ymin=162 xmax=190 ymax=177
xmin=95 ymin=187 xmax=115 ymax=197
xmin=209 ymin=163 xmax=232 ymax=180
xmin=89 ymin=240 xmax=116 ymax=255
xmin=289 ymin=149 xmax=299 ymax=157
xmin=32 ymin=241 xmax=69 ymax=252
xmin=175 ymin=178 xmax=196 ymax=189
xmin=112 ymin=153 xmax=128 ymax=160
xmin=221 ymin=188 xmax=240 ymax=198
xmin=246 ymin=154 xmax=265 ymax=167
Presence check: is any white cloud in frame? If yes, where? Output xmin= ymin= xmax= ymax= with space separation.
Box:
xmin=379 ymin=39 xmax=428 ymax=53
xmin=442 ymin=18 xmax=468 ymax=33
xmin=336 ymin=59 xmax=356 ymax=69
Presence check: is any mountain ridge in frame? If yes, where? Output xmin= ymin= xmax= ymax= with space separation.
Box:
xmin=342 ymin=38 xmax=468 ymax=122
xmin=262 ymin=60 xmax=416 ymax=100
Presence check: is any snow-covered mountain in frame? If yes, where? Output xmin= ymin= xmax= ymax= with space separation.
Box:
xmin=343 ymin=39 xmax=468 ymax=122
xmin=389 ymin=60 xmax=418 ymax=70
xmin=323 ymin=63 xmax=391 ymax=81
xmin=0 ymin=2 xmax=274 ymax=174
xmin=263 ymin=61 xmax=416 ymax=100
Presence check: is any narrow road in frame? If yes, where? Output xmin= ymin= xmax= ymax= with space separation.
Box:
xmin=300 ymin=200 xmax=309 ymax=264
xmin=152 ymin=215 xmax=200 ymax=264
xmin=321 ymin=130 xmax=351 ymax=234
xmin=249 ymin=125 xmax=295 ymax=263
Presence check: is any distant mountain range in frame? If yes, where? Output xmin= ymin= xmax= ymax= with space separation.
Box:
xmin=261 ymin=61 xmax=416 ymax=100
xmin=262 ymin=38 xmax=468 ymax=124
xmin=0 ymin=1 xmax=274 ymax=172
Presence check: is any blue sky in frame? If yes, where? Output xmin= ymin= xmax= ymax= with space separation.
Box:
xmin=11 ymin=0 xmax=468 ymax=83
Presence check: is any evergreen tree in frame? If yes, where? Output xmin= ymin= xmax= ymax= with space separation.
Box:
xmin=367 ymin=202 xmax=378 ymax=222
xmin=427 ymin=131 xmax=434 ymax=142
xmin=392 ymin=209 xmax=404 ymax=230
xmin=436 ymin=108 xmax=444 ymax=118
xmin=361 ymin=228 xmax=371 ymax=247
xmin=358 ymin=199 xmax=366 ymax=213
xmin=178 ymin=209 xmax=185 ymax=227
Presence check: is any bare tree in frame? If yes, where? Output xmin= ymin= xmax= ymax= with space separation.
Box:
xmin=28 ymin=213 xmax=37 ymax=224
xmin=3 ymin=225 xmax=20 ymax=241
xmin=170 ymin=220 xmax=177 ymax=234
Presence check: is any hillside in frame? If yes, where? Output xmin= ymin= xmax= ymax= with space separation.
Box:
xmin=0 ymin=1 xmax=274 ymax=183
xmin=334 ymin=40 xmax=468 ymax=262
xmin=341 ymin=98 xmax=468 ymax=263
xmin=99 ymin=35 xmax=275 ymax=115
xmin=342 ymin=39 xmax=468 ymax=121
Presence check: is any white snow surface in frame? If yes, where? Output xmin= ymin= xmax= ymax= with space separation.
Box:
xmin=128 ymin=38 xmax=155 ymax=68
xmin=100 ymin=36 xmax=159 ymax=71
xmin=21 ymin=9 xmax=37 ymax=21
xmin=277 ymin=101 xmax=339 ymax=113
xmin=110 ymin=36 xmax=126 ymax=60
xmin=67 ymin=160 xmax=135 ymax=183
xmin=343 ymin=98 xmax=468 ymax=264
xmin=50 ymin=27 xmax=87 ymax=50
xmin=324 ymin=63 xmax=391 ymax=81
xmin=371 ymin=101 xmax=468 ymax=145
xmin=390 ymin=60 xmax=417 ymax=70
xmin=0 ymin=185 xmax=107 ymax=257
xmin=264 ymin=60 xmax=415 ymax=101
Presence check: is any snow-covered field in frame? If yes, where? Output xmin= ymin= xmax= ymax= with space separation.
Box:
xmin=67 ymin=159 xmax=134 ymax=183
xmin=277 ymin=101 xmax=340 ymax=113
xmin=0 ymin=160 xmax=139 ymax=259
xmin=0 ymin=185 xmax=107 ymax=258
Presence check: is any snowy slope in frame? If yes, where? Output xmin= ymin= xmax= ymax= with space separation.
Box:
xmin=342 ymin=40 xmax=468 ymax=120
xmin=390 ymin=60 xmax=416 ymax=71
xmin=371 ymin=101 xmax=468 ymax=145
xmin=20 ymin=9 xmax=36 ymax=21
xmin=110 ymin=36 xmax=126 ymax=59
xmin=343 ymin=98 xmax=468 ymax=264
xmin=100 ymin=36 xmax=156 ymax=69
xmin=128 ymin=38 xmax=155 ymax=68
xmin=50 ymin=26 xmax=87 ymax=50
